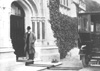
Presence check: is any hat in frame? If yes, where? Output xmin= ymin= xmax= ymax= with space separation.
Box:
xmin=27 ymin=26 xmax=31 ymax=30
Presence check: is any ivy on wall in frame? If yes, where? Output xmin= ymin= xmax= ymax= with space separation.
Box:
xmin=49 ymin=0 xmax=78 ymax=59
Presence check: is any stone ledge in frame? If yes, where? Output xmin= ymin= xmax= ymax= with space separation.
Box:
xmin=35 ymin=45 xmax=58 ymax=49
xmin=0 ymin=47 xmax=14 ymax=53
xmin=34 ymin=62 xmax=62 ymax=66
xmin=28 ymin=62 xmax=62 ymax=70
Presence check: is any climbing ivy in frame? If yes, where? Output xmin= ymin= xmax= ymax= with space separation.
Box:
xmin=49 ymin=0 xmax=78 ymax=59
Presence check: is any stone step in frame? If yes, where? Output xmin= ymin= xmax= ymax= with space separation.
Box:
xmin=27 ymin=62 xmax=62 ymax=68
xmin=12 ymin=59 xmax=62 ymax=71
xmin=17 ymin=57 xmax=41 ymax=62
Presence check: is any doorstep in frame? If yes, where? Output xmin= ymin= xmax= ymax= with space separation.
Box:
xmin=12 ymin=61 xmax=62 ymax=71
xmin=12 ymin=57 xmax=62 ymax=71
xmin=28 ymin=61 xmax=62 ymax=69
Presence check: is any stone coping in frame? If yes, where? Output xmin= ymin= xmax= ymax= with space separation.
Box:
xmin=0 ymin=47 xmax=14 ymax=53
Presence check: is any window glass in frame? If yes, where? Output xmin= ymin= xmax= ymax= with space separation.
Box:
xmin=67 ymin=0 xmax=68 ymax=6
xmin=32 ymin=22 xmax=35 ymax=33
xmin=37 ymin=22 xmax=40 ymax=39
xmin=42 ymin=22 xmax=45 ymax=39
xmin=78 ymin=15 xmax=90 ymax=32
xmin=96 ymin=23 xmax=100 ymax=32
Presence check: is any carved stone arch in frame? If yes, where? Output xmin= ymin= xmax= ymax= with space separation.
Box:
xmin=10 ymin=0 xmax=38 ymax=59
xmin=15 ymin=0 xmax=38 ymax=17
xmin=10 ymin=1 xmax=26 ymax=58
xmin=11 ymin=1 xmax=25 ymax=17
xmin=10 ymin=0 xmax=39 ymax=60
xmin=28 ymin=0 xmax=38 ymax=16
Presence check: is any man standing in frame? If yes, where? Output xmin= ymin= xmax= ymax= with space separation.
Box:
xmin=24 ymin=26 xmax=36 ymax=64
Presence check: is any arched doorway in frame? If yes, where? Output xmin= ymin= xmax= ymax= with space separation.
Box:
xmin=10 ymin=1 xmax=25 ymax=60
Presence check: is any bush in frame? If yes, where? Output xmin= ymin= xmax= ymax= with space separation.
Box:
xmin=49 ymin=0 xmax=78 ymax=59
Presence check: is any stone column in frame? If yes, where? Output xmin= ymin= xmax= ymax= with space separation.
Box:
xmin=38 ymin=0 xmax=60 ymax=62
xmin=0 ymin=3 xmax=16 ymax=71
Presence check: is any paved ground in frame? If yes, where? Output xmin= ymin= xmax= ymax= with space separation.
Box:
xmin=11 ymin=62 xmax=47 ymax=71
xmin=11 ymin=61 xmax=62 ymax=71
xmin=42 ymin=48 xmax=83 ymax=71
xmin=11 ymin=58 xmax=62 ymax=71
xmin=42 ymin=48 xmax=100 ymax=71
xmin=12 ymin=48 xmax=84 ymax=71
xmin=43 ymin=58 xmax=82 ymax=71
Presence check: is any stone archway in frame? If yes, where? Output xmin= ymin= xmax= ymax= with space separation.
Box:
xmin=10 ymin=1 xmax=25 ymax=60
xmin=10 ymin=0 xmax=38 ymax=60
xmin=0 ymin=0 xmax=38 ymax=70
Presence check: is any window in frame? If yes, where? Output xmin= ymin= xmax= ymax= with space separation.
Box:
xmin=42 ymin=22 xmax=45 ymax=39
xmin=32 ymin=22 xmax=35 ymax=33
xmin=96 ymin=23 xmax=100 ymax=32
xmin=91 ymin=22 xmax=94 ymax=32
xmin=11 ymin=2 xmax=24 ymax=17
xmin=67 ymin=0 xmax=68 ymax=6
xmin=37 ymin=22 xmax=40 ymax=39
xmin=64 ymin=0 xmax=65 ymax=5
xmin=60 ymin=0 xmax=69 ymax=7
xmin=60 ymin=0 xmax=62 ymax=4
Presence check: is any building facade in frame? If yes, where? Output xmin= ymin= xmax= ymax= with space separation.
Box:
xmin=59 ymin=0 xmax=86 ymax=17
xmin=0 ymin=0 xmax=60 ymax=71
xmin=0 ymin=0 xmax=86 ymax=71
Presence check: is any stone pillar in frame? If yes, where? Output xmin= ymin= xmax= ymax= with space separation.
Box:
xmin=0 ymin=2 xmax=16 ymax=71
xmin=34 ymin=21 xmax=41 ymax=61
xmin=39 ymin=0 xmax=60 ymax=62
xmin=40 ymin=20 xmax=60 ymax=62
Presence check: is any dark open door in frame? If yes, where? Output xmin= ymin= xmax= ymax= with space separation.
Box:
xmin=10 ymin=15 xmax=25 ymax=57
xmin=10 ymin=2 xmax=25 ymax=59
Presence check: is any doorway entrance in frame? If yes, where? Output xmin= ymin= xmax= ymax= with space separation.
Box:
xmin=10 ymin=2 xmax=25 ymax=60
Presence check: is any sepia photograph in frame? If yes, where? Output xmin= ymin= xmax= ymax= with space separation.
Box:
xmin=1 ymin=0 xmax=100 ymax=71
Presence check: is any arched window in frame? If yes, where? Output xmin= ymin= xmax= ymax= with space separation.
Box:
xmin=11 ymin=2 xmax=25 ymax=17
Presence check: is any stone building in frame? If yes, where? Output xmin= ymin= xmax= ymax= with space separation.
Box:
xmin=59 ymin=0 xmax=86 ymax=16
xmin=0 ymin=0 xmax=86 ymax=71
